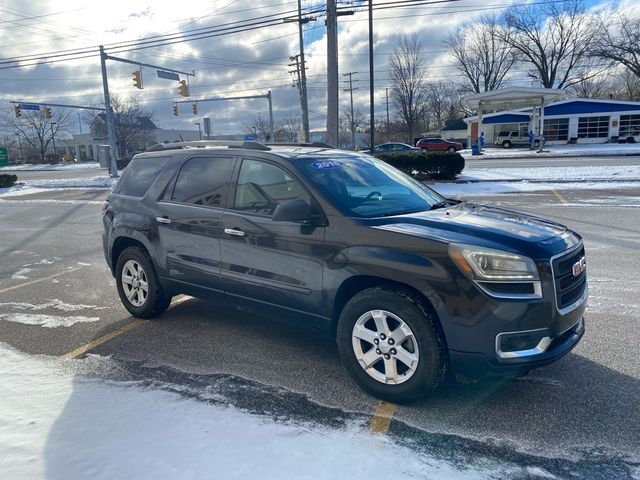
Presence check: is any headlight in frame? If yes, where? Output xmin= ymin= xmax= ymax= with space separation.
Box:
xmin=449 ymin=244 xmax=539 ymax=281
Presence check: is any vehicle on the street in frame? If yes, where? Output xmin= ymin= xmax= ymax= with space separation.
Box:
xmin=102 ymin=141 xmax=587 ymax=403
xmin=415 ymin=137 xmax=463 ymax=152
xmin=494 ymin=131 xmax=538 ymax=148
xmin=363 ymin=142 xmax=421 ymax=154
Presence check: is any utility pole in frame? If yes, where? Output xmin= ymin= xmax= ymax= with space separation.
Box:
xmin=99 ymin=46 xmax=119 ymax=178
xmin=297 ymin=0 xmax=310 ymax=142
xmin=343 ymin=72 xmax=359 ymax=150
xmin=50 ymin=122 xmax=57 ymax=158
xmin=326 ymin=0 xmax=339 ymax=147
xmin=386 ymin=87 xmax=390 ymax=142
xmin=368 ymin=0 xmax=375 ymax=149
xmin=289 ymin=54 xmax=309 ymax=141
xmin=15 ymin=133 xmax=23 ymax=163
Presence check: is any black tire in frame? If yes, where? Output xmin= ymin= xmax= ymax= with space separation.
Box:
xmin=447 ymin=146 xmax=456 ymax=152
xmin=502 ymin=140 xmax=511 ymax=149
xmin=336 ymin=287 xmax=448 ymax=403
xmin=115 ymin=246 xmax=172 ymax=318
xmin=421 ymin=148 xmax=428 ymax=153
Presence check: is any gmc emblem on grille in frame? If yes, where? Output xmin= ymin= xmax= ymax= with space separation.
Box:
xmin=572 ymin=257 xmax=586 ymax=277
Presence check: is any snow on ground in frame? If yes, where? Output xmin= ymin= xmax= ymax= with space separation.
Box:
xmin=431 ymin=180 xmax=640 ymax=198
xmin=0 ymin=343 xmax=500 ymax=480
xmin=460 ymin=143 xmax=640 ymax=159
xmin=461 ymin=164 xmax=640 ymax=181
xmin=0 ymin=162 xmax=102 ymax=171
xmin=0 ymin=176 xmax=115 ymax=198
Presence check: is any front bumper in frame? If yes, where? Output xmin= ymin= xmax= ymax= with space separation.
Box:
xmin=449 ymin=317 xmax=585 ymax=377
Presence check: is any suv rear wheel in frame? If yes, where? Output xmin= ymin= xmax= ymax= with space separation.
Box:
xmin=115 ymin=246 xmax=172 ymax=318
xmin=336 ymin=287 xmax=447 ymax=403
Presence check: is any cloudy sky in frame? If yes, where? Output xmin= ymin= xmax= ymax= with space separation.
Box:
xmin=0 ymin=0 xmax=635 ymax=137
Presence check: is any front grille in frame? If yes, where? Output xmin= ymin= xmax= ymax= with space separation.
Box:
xmin=551 ymin=245 xmax=587 ymax=312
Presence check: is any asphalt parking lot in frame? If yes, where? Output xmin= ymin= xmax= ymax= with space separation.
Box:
xmin=1 ymin=184 xmax=639 ymax=478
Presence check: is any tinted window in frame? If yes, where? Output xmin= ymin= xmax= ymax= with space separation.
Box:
xmin=114 ymin=156 xmax=172 ymax=197
xmin=171 ymin=156 xmax=234 ymax=207
xmin=233 ymin=159 xmax=310 ymax=216
xmin=299 ymin=155 xmax=444 ymax=218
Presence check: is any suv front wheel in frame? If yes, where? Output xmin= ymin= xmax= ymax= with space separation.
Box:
xmin=115 ymin=246 xmax=172 ymax=318
xmin=336 ymin=287 xmax=447 ymax=403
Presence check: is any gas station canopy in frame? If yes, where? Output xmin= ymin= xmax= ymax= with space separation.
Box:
xmin=463 ymin=86 xmax=567 ymax=112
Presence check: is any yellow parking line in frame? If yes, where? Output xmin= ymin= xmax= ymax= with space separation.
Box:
xmin=369 ymin=401 xmax=397 ymax=434
xmin=551 ymin=189 xmax=568 ymax=204
xmin=0 ymin=267 xmax=83 ymax=294
xmin=58 ymin=319 xmax=146 ymax=361
xmin=57 ymin=296 xmax=191 ymax=361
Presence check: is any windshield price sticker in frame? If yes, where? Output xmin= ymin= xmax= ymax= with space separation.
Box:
xmin=311 ymin=161 xmax=341 ymax=169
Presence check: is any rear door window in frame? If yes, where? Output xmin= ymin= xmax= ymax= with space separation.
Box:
xmin=168 ymin=156 xmax=235 ymax=208
xmin=114 ymin=156 xmax=172 ymax=197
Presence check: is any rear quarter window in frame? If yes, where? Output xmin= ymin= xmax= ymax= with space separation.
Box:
xmin=113 ymin=156 xmax=172 ymax=197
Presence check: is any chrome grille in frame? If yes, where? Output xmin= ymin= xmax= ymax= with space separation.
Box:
xmin=551 ymin=245 xmax=587 ymax=313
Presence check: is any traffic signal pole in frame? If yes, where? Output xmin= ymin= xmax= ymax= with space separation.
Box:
xmin=99 ymin=46 xmax=119 ymax=178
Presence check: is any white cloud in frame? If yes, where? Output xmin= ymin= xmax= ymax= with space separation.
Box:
xmin=1 ymin=0 xmax=637 ymax=136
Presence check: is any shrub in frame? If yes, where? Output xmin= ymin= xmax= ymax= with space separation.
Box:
xmin=0 ymin=174 xmax=18 ymax=188
xmin=375 ymin=151 xmax=465 ymax=180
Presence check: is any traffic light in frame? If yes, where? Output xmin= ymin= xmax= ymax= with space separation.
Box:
xmin=133 ymin=70 xmax=143 ymax=89
xmin=173 ymin=103 xmax=179 ymax=116
xmin=192 ymin=103 xmax=198 ymax=115
xmin=13 ymin=105 xmax=21 ymax=117
xmin=44 ymin=107 xmax=51 ymax=119
xmin=178 ymin=79 xmax=189 ymax=97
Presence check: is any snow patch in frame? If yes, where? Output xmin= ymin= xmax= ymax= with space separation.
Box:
xmin=0 ymin=344 xmax=494 ymax=480
xmin=0 ymin=300 xmax=105 ymax=312
xmin=11 ymin=268 xmax=33 ymax=280
xmin=0 ymin=313 xmax=100 ymax=328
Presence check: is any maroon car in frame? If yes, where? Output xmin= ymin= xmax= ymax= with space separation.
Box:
xmin=416 ymin=137 xmax=463 ymax=152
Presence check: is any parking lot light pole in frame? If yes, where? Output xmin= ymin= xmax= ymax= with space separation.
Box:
xmin=195 ymin=122 xmax=202 ymax=140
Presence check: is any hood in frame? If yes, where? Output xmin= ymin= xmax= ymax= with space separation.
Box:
xmin=371 ymin=202 xmax=574 ymax=257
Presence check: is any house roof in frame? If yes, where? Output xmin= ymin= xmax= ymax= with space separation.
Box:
xmin=440 ymin=118 xmax=467 ymax=131
xmin=95 ymin=113 xmax=158 ymax=129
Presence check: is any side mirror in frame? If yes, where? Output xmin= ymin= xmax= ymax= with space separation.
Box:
xmin=272 ymin=198 xmax=312 ymax=223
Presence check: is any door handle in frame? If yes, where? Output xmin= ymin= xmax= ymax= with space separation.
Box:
xmin=224 ymin=228 xmax=245 ymax=237
xmin=155 ymin=216 xmax=172 ymax=224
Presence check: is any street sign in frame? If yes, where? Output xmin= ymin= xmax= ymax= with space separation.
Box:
xmin=244 ymin=134 xmax=255 ymax=141
xmin=0 ymin=146 xmax=9 ymax=166
xmin=19 ymin=103 xmax=40 ymax=111
xmin=157 ymin=70 xmax=180 ymax=81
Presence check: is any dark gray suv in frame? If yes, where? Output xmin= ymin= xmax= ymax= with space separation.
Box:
xmin=102 ymin=141 xmax=587 ymax=402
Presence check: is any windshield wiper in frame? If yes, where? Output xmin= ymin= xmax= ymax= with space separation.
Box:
xmin=429 ymin=201 xmax=452 ymax=210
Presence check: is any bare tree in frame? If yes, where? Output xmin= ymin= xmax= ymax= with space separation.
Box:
xmin=570 ymin=75 xmax=613 ymax=98
xmin=426 ymin=81 xmax=465 ymax=129
xmin=245 ymin=113 xmax=271 ymax=143
xmin=83 ymin=96 xmax=156 ymax=158
xmin=501 ymin=0 xmax=600 ymax=88
xmin=612 ymin=70 xmax=640 ymax=101
xmin=1 ymin=107 xmax=70 ymax=163
xmin=340 ymin=108 xmax=366 ymax=149
xmin=389 ymin=34 xmax=428 ymax=142
xmin=593 ymin=13 xmax=640 ymax=79
xmin=445 ymin=14 xmax=518 ymax=93
xmin=273 ymin=112 xmax=301 ymax=142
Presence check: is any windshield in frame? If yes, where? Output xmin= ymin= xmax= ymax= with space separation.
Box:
xmin=297 ymin=155 xmax=446 ymax=218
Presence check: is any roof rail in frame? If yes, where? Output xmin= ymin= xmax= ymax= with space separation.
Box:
xmin=145 ymin=140 xmax=271 ymax=152
xmin=267 ymin=142 xmax=335 ymax=149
